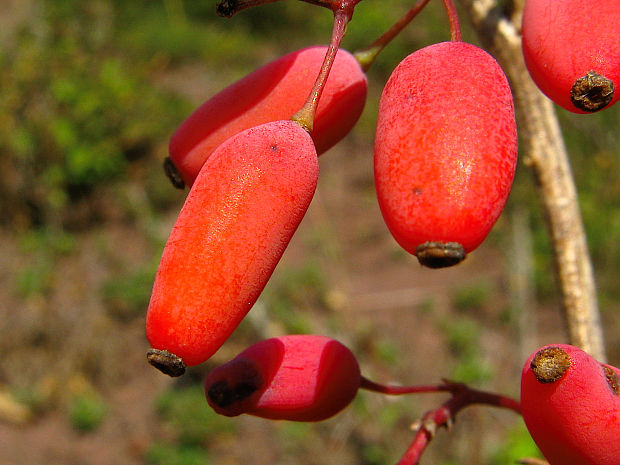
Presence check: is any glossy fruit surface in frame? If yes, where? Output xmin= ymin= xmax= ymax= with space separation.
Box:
xmin=146 ymin=121 xmax=318 ymax=370
xmin=521 ymin=344 xmax=620 ymax=465
xmin=374 ymin=41 xmax=517 ymax=268
xmin=168 ymin=45 xmax=367 ymax=186
xmin=205 ymin=335 xmax=361 ymax=421
xmin=522 ymin=0 xmax=620 ymax=113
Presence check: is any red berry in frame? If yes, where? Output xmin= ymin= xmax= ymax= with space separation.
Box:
xmin=205 ymin=335 xmax=361 ymax=421
xmin=374 ymin=41 xmax=518 ymax=268
xmin=522 ymin=0 xmax=619 ymax=113
xmin=521 ymin=344 xmax=620 ymax=465
xmin=168 ymin=46 xmax=367 ymax=187
xmin=146 ymin=121 xmax=318 ymax=373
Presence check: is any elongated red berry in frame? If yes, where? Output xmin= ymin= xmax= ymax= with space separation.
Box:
xmin=521 ymin=344 xmax=620 ymax=465
xmin=146 ymin=121 xmax=318 ymax=375
xmin=374 ymin=41 xmax=517 ymax=268
xmin=522 ymin=0 xmax=619 ymax=113
xmin=205 ymin=335 xmax=361 ymax=421
xmin=167 ymin=46 xmax=367 ymax=187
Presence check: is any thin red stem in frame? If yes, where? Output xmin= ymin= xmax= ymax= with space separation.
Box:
xmin=354 ymin=0 xmax=432 ymax=71
xmin=394 ymin=383 xmax=521 ymax=465
xmin=291 ymin=8 xmax=351 ymax=132
xmin=216 ymin=0 xmax=359 ymax=18
xmin=441 ymin=0 xmax=462 ymax=41
xmin=360 ymin=376 xmax=454 ymax=395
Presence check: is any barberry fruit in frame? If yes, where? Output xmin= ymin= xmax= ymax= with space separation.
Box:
xmin=522 ymin=0 xmax=619 ymax=113
xmin=167 ymin=46 xmax=366 ymax=187
xmin=146 ymin=120 xmax=318 ymax=375
xmin=521 ymin=344 xmax=620 ymax=465
xmin=205 ymin=335 xmax=361 ymax=421
xmin=374 ymin=41 xmax=517 ymax=268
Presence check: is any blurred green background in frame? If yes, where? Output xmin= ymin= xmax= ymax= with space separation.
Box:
xmin=0 ymin=0 xmax=618 ymax=464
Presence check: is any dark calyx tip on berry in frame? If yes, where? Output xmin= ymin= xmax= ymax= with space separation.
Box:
xmin=163 ymin=157 xmax=185 ymax=189
xmin=531 ymin=346 xmax=570 ymax=384
xmin=571 ymin=71 xmax=615 ymax=112
xmin=415 ymin=241 xmax=466 ymax=268
xmin=207 ymin=380 xmax=259 ymax=408
xmin=216 ymin=0 xmax=238 ymax=17
xmin=603 ymin=366 xmax=620 ymax=395
xmin=147 ymin=348 xmax=187 ymax=377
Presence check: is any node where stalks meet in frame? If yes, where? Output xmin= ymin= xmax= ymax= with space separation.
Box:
xmin=147 ymin=348 xmax=187 ymax=377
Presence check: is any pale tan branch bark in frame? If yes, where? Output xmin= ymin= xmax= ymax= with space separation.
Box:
xmin=457 ymin=0 xmax=606 ymax=361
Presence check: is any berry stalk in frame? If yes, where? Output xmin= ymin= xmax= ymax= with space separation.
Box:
xmin=353 ymin=0 xmax=432 ymax=71
xmin=441 ymin=0 xmax=462 ymax=42
xmin=395 ymin=383 xmax=521 ymax=465
xmin=292 ymin=7 xmax=352 ymax=132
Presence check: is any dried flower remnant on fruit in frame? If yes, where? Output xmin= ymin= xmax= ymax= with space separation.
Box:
xmin=571 ymin=71 xmax=615 ymax=112
xmin=603 ymin=365 xmax=620 ymax=395
xmin=216 ymin=0 xmax=237 ymax=17
xmin=163 ymin=157 xmax=185 ymax=189
xmin=415 ymin=241 xmax=466 ymax=268
xmin=147 ymin=348 xmax=187 ymax=377
xmin=208 ymin=380 xmax=260 ymax=408
xmin=530 ymin=346 xmax=571 ymax=383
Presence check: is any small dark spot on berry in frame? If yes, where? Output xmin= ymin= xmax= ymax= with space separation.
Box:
xmin=412 ymin=187 xmax=423 ymax=196
xmin=271 ymin=144 xmax=278 ymax=152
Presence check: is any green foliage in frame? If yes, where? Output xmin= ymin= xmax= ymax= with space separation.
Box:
xmin=155 ymin=383 xmax=236 ymax=446
xmin=13 ymin=227 xmax=76 ymax=298
xmin=0 ymin=1 xmax=187 ymax=228
xmin=69 ymin=391 xmax=108 ymax=432
xmin=489 ymin=422 xmax=543 ymax=465
xmin=101 ymin=261 xmax=157 ymax=321
xmin=441 ymin=317 xmax=492 ymax=383
xmin=144 ymin=442 xmax=209 ymax=465
xmin=264 ymin=261 xmax=327 ymax=333
xmin=451 ymin=282 xmax=492 ymax=312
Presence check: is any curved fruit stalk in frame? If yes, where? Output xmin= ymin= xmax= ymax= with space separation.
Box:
xmin=374 ymin=41 xmax=518 ymax=268
xmin=205 ymin=335 xmax=361 ymax=421
xmin=146 ymin=120 xmax=319 ymax=375
xmin=521 ymin=344 xmax=620 ymax=465
xmin=521 ymin=0 xmax=619 ymax=113
xmin=167 ymin=46 xmax=367 ymax=187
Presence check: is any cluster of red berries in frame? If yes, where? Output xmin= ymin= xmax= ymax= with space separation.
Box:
xmin=143 ymin=0 xmax=619 ymax=462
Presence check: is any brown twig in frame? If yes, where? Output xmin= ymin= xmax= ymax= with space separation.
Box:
xmin=457 ymin=0 xmax=606 ymax=362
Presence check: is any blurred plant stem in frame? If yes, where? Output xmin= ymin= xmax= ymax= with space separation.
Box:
xmin=458 ymin=0 xmax=606 ymax=361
